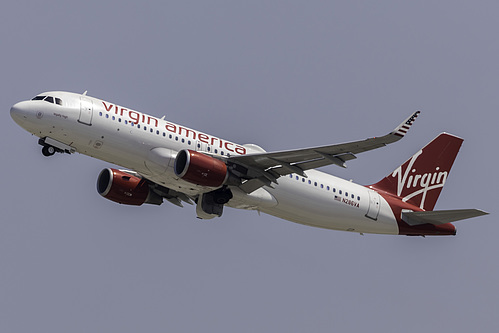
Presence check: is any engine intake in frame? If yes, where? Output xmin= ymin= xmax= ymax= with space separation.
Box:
xmin=174 ymin=149 xmax=228 ymax=187
xmin=97 ymin=168 xmax=162 ymax=205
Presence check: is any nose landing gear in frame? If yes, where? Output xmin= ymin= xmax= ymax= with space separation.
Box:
xmin=38 ymin=137 xmax=74 ymax=157
xmin=41 ymin=145 xmax=56 ymax=156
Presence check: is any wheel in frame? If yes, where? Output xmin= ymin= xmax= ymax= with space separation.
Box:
xmin=42 ymin=145 xmax=55 ymax=156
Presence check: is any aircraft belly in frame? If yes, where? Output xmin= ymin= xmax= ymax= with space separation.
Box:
xmin=261 ymin=176 xmax=398 ymax=235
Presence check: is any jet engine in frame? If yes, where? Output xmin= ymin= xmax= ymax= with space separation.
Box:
xmin=174 ymin=149 xmax=229 ymax=187
xmin=97 ymin=168 xmax=163 ymax=205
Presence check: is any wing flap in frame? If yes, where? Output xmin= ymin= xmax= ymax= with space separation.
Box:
xmin=228 ymin=111 xmax=420 ymax=193
xmin=402 ymin=209 xmax=489 ymax=226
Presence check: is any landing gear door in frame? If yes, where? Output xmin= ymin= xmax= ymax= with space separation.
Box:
xmin=79 ymin=97 xmax=93 ymax=125
xmin=366 ymin=190 xmax=381 ymax=220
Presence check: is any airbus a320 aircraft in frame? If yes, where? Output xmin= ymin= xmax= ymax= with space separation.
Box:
xmin=10 ymin=91 xmax=488 ymax=236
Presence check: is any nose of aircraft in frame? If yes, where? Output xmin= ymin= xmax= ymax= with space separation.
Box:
xmin=10 ymin=101 xmax=31 ymax=126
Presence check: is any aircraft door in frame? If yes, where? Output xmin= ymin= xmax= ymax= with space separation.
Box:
xmin=79 ymin=97 xmax=93 ymax=125
xmin=365 ymin=190 xmax=381 ymax=220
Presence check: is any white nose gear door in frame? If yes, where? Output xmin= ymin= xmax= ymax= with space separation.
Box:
xmin=366 ymin=190 xmax=381 ymax=220
xmin=79 ymin=97 xmax=93 ymax=125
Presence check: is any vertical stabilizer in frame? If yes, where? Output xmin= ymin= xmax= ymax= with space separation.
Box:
xmin=370 ymin=133 xmax=463 ymax=211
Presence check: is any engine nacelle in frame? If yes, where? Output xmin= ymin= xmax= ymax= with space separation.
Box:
xmin=97 ymin=168 xmax=162 ymax=206
xmin=174 ymin=149 xmax=228 ymax=187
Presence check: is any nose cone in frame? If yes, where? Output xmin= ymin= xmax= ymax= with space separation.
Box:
xmin=11 ymin=101 xmax=25 ymax=124
xmin=10 ymin=101 xmax=32 ymax=126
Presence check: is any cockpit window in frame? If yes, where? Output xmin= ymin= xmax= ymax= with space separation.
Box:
xmin=31 ymin=95 xmax=63 ymax=106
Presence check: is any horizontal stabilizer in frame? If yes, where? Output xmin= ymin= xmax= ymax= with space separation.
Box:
xmin=402 ymin=209 xmax=489 ymax=226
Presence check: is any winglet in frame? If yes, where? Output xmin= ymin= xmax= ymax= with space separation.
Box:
xmin=391 ymin=111 xmax=420 ymax=138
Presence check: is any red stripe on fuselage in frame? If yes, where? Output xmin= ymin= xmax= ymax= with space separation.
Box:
xmin=373 ymin=188 xmax=456 ymax=236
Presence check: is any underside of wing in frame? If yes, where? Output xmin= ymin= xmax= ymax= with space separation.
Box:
xmin=131 ymin=170 xmax=195 ymax=207
xmin=228 ymin=111 xmax=420 ymax=193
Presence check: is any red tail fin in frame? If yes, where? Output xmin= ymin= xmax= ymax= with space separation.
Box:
xmin=370 ymin=133 xmax=463 ymax=211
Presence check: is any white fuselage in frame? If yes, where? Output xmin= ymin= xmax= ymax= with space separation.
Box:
xmin=11 ymin=91 xmax=399 ymax=235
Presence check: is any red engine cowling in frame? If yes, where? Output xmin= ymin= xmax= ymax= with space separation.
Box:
xmin=174 ymin=149 xmax=228 ymax=187
xmin=97 ymin=168 xmax=162 ymax=205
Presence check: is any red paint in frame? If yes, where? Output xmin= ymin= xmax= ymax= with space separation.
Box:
xmin=97 ymin=168 xmax=151 ymax=205
xmin=371 ymin=133 xmax=463 ymax=211
xmin=174 ymin=150 xmax=228 ymax=187
xmin=101 ymin=101 xmax=247 ymax=155
xmin=367 ymin=134 xmax=463 ymax=236
xmin=375 ymin=190 xmax=456 ymax=236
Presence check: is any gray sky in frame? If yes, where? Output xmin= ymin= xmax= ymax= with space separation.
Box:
xmin=1 ymin=1 xmax=497 ymax=332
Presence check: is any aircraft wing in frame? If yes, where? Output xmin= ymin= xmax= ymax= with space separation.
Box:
xmin=228 ymin=111 xmax=420 ymax=193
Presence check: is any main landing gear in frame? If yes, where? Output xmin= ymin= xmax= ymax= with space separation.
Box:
xmin=196 ymin=186 xmax=233 ymax=219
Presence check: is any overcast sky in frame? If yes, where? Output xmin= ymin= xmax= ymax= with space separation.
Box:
xmin=1 ymin=1 xmax=497 ymax=332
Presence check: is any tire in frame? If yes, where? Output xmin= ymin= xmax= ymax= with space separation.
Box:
xmin=42 ymin=146 xmax=55 ymax=156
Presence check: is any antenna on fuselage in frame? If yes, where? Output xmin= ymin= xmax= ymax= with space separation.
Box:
xmin=82 ymin=90 xmax=88 ymax=96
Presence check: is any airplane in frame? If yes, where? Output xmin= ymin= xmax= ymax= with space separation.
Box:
xmin=10 ymin=91 xmax=488 ymax=236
